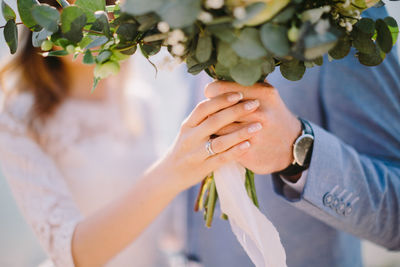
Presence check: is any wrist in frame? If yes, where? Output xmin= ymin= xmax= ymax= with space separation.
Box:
xmin=278 ymin=118 xmax=314 ymax=177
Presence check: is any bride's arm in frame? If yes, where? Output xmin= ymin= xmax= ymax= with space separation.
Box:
xmin=0 ymin=92 xmax=262 ymax=267
xmin=71 ymin=92 xmax=262 ymax=266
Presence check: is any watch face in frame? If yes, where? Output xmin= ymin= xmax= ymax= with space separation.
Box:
xmin=294 ymin=134 xmax=314 ymax=166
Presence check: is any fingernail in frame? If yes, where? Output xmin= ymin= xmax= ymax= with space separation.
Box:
xmin=244 ymin=100 xmax=260 ymax=110
xmin=239 ymin=141 xmax=251 ymax=150
xmin=248 ymin=123 xmax=262 ymax=133
xmin=227 ymin=92 xmax=243 ymax=103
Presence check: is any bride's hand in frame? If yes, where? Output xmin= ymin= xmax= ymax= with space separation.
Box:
xmin=156 ymin=91 xmax=263 ymax=193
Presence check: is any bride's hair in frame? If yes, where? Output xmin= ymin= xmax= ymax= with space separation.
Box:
xmin=0 ymin=0 xmax=114 ymax=122
xmin=0 ymin=0 xmax=68 ymax=122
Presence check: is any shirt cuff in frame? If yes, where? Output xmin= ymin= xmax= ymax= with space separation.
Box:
xmin=279 ymin=170 xmax=308 ymax=198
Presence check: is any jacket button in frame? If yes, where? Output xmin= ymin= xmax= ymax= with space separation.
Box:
xmin=323 ymin=193 xmax=333 ymax=206
xmin=344 ymin=205 xmax=353 ymax=216
xmin=336 ymin=202 xmax=346 ymax=215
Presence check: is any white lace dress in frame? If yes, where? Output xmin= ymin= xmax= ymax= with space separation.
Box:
xmin=0 ymin=86 xmax=176 ymax=267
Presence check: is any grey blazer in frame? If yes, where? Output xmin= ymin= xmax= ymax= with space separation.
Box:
xmin=185 ymin=6 xmax=400 ymax=267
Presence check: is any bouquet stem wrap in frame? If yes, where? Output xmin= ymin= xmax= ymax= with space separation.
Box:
xmin=213 ymin=162 xmax=287 ymax=267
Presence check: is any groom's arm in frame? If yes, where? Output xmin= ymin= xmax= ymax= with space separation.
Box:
xmin=271 ymin=122 xmax=400 ymax=251
xmin=205 ymin=59 xmax=400 ymax=250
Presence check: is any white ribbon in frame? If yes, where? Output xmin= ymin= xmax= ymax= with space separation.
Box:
xmin=213 ymin=162 xmax=287 ymax=267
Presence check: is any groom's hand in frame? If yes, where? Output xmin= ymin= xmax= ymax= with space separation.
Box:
xmin=205 ymin=81 xmax=302 ymax=174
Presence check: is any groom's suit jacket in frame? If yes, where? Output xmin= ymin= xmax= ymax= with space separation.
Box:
xmin=186 ymin=7 xmax=400 ymax=267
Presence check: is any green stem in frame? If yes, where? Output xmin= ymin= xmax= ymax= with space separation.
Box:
xmin=56 ymin=0 xmax=70 ymax=8
xmin=205 ymin=176 xmax=218 ymax=228
xmin=246 ymin=169 xmax=260 ymax=208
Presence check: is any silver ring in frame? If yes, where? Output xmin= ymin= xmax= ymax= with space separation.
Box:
xmin=206 ymin=139 xmax=216 ymax=156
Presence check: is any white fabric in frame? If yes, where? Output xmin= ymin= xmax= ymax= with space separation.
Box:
xmin=214 ymin=162 xmax=287 ymax=267
xmin=0 ymin=87 xmax=174 ymax=266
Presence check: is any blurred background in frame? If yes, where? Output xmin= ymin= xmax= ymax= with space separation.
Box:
xmin=1 ymin=2 xmax=400 ymax=267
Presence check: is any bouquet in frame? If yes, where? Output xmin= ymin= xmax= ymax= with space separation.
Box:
xmin=1 ymin=0 xmax=399 ymax=265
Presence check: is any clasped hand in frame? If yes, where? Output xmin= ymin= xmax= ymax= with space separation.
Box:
xmin=157 ymin=81 xmax=301 ymax=194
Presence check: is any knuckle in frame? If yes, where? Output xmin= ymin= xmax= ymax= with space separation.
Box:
xmin=211 ymin=138 xmax=224 ymax=152
xmin=206 ymin=114 xmax=221 ymax=128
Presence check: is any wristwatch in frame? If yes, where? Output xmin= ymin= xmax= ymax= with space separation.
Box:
xmin=278 ymin=118 xmax=314 ymax=177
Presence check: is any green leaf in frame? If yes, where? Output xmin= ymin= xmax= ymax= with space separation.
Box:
xmin=85 ymin=36 xmax=109 ymax=49
xmin=355 ymin=18 xmax=375 ymax=36
xmin=271 ymin=6 xmax=295 ymax=24
xmin=75 ymin=0 xmax=105 ymax=23
xmin=140 ymin=42 xmax=162 ymax=58
xmin=117 ymin=23 xmax=138 ymax=42
xmin=32 ymin=28 xmax=52 ymax=47
xmin=384 ymin=16 xmax=399 ymax=45
xmin=260 ymin=23 xmax=290 ymax=57
xmin=261 ymin=57 xmax=275 ymax=75
xmin=217 ymin=41 xmax=239 ymax=68
xmin=2 ymin=1 xmax=16 ymax=21
xmin=45 ymin=50 xmax=68 ymax=56
xmin=17 ymin=0 xmax=42 ymax=31
xmin=214 ymin=62 xmax=232 ymax=81
xmin=31 ymin=4 xmax=60 ymax=33
xmin=160 ymin=0 xmax=201 ymax=28
xmin=91 ymin=11 xmax=110 ymax=36
xmin=96 ymin=50 xmax=112 ymax=63
xmin=4 ymin=19 xmax=18 ymax=54
xmin=358 ymin=45 xmax=385 ymax=66
xmin=376 ymin=19 xmax=393 ymax=53
xmin=280 ymin=60 xmax=306 ymax=81
xmin=83 ymin=49 xmax=95 ymax=64
xmin=232 ymin=28 xmax=267 ymax=60
xmin=196 ymin=34 xmax=213 ymax=63
xmin=122 ymin=0 xmax=164 ymax=15
xmin=303 ymin=31 xmax=338 ymax=60
xmin=352 ymin=29 xmax=376 ymax=54
xmin=75 ymin=0 xmax=105 ymax=13
xmin=229 ymin=61 xmax=262 ymax=86
xmin=329 ymin=33 xmax=351 ymax=60
xmin=61 ymin=6 xmax=87 ymax=43
xmin=209 ymin=24 xmax=237 ymax=43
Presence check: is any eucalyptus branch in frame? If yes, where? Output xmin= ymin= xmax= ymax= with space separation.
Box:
xmin=56 ymin=0 xmax=70 ymax=8
xmin=0 ymin=22 xmax=24 ymax=29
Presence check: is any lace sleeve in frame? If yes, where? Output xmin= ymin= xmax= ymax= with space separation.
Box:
xmin=0 ymin=110 xmax=82 ymax=267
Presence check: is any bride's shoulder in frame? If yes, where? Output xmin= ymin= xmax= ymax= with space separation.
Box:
xmin=0 ymin=91 xmax=34 ymax=134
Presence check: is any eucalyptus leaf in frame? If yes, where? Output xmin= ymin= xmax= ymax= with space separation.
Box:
xmin=260 ymin=23 xmax=290 ymax=57
xmin=217 ymin=41 xmax=239 ymax=68
xmin=160 ymin=0 xmax=201 ymax=28
xmin=83 ymin=49 xmax=95 ymax=64
xmin=122 ymin=0 xmax=164 ymax=15
xmin=31 ymin=4 xmax=60 ymax=33
xmin=384 ymin=16 xmax=399 ymax=45
xmin=196 ymin=34 xmax=213 ymax=63
xmin=32 ymin=28 xmax=52 ymax=47
xmin=232 ymin=28 xmax=267 ymax=60
xmin=85 ymin=36 xmax=109 ymax=49
xmin=61 ymin=6 xmax=87 ymax=43
xmin=352 ymin=29 xmax=376 ymax=54
xmin=117 ymin=23 xmax=138 ymax=42
xmin=4 ymin=19 xmax=18 ymax=54
xmin=2 ymin=0 xmax=16 ymax=21
xmin=358 ymin=45 xmax=385 ymax=66
xmin=376 ymin=19 xmax=393 ymax=53
xmin=209 ymin=24 xmax=237 ymax=43
xmin=46 ymin=50 xmax=69 ymax=56
xmin=355 ymin=18 xmax=375 ymax=36
xmin=96 ymin=50 xmax=112 ymax=63
xmin=230 ymin=61 xmax=262 ymax=86
xmin=329 ymin=33 xmax=351 ymax=59
xmin=280 ymin=60 xmax=306 ymax=81
xmin=91 ymin=11 xmax=110 ymax=36
xmin=75 ymin=0 xmax=105 ymax=23
xmin=17 ymin=0 xmax=42 ymax=31
xmin=303 ymin=31 xmax=338 ymax=60
xmin=140 ymin=42 xmax=162 ymax=58
xmin=214 ymin=62 xmax=232 ymax=80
